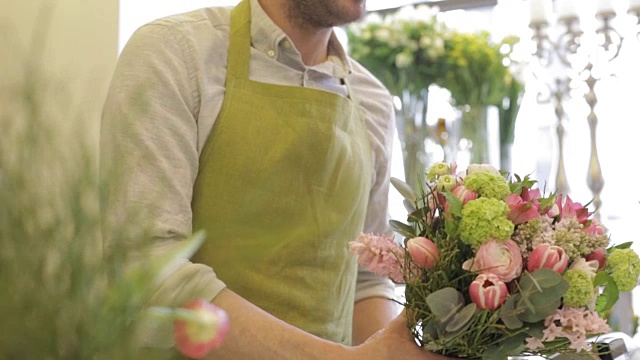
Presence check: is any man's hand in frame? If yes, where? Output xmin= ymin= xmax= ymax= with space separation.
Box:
xmin=349 ymin=310 xmax=455 ymax=360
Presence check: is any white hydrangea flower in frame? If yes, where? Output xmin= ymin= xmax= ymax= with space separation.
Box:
xmin=395 ymin=52 xmax=412 ymax=69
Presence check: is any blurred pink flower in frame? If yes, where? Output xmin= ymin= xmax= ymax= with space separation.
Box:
xmin=174 ymin=299 xmax=229 ymax=359
xmin=462 ymin=239 xmax=523 ymax=282
xmin=584 ymin=219 xmax=606 ymax=236
xmin=349 ymin=233 xmax=405 ymax=283
xmin=407 ymin=236 xmax=440 ymax=270
xmin=538 ymin=307 xmax=611 ymax=352
xmin=469 ymin=273 xmax=508 ymax=310
xmin=521 ymin=187 xmax=541 ymax=203
xmin=451 ymin=185 xmax=478 ymax=205
xmin=505 ymin=194 xmax=539 ymax=225
xmin=555 ymin=195 xmax=590 ymax=224
xmin=585 ymin=248 xmax=606 ymax=270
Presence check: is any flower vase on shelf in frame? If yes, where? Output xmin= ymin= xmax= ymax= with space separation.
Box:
xmin=500 ymin=142 xmax=513 ymax=173
xmin=456 ymin=104 xmax=489 ymax=166
xmin=396 ymin=88 xmax=430 ymax=193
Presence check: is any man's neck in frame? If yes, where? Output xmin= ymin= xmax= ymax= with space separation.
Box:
xmin=257 ymin=0 xmax=332 ymax=66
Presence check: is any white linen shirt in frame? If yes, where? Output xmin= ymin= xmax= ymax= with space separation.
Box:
xmin=101 ymin=0 xmax=396 ymax=311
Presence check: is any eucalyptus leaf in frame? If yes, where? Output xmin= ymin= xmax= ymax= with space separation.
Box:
xmin=391 ymin=177 xmax=419 ymax=202
xmin=445 ymin=303 xmax=477 ymax=332
xmin=516 ymin=269 xmax=567 ymax=323
xmin=482 ymin=333 xmax=528 ymax=360
xmin=422 ymin=319 xmax=439 ymax=341
xmin=426 ymin=287 xmax=464 ymax=323
xmin=389 ymin=220 xmax=416 ymax=238
xmin=530 ymin=268 xmax=564 ymax=288
xmin=518 ymin=297 xmax=560 ymax=323
xmin=499 ymin=295 xmax=523 ymax=329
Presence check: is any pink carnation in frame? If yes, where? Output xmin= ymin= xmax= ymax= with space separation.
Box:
xmin=349 ymin=233 xmax=405 ymax=283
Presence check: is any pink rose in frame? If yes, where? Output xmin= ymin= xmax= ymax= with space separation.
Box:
xmin=469 ymin=273 xmax=509 ymax=310
xmin=407 ymin=237 xmax=440 ymax=270
xmin=527 ymin=244 xmax=569 ymax=273
xmin=174 ymin=299 xmax=229 ymax=359
xmin=462 ymin=239 xmax=523 ymax=282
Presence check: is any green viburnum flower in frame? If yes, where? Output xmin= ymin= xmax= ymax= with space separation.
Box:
xmin=563 ymin=269 xmax=595 ymax=307
xmin=437 ymin=175 xmax=456 ymax=192
xmin=426 ymin=162 xmax=450 ymax=181
xmin=607 ymin=248 xmax=640 ymax=292
xmin=463 ymin=171 xmax=510 ymax=200
xmin=459 ymin=198 xmax=514 ymax=248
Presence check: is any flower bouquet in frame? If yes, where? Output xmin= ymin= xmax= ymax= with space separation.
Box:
xmin=350 ymin=163 xmax=640 ymax=359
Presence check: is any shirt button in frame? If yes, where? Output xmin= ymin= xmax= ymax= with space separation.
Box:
xmin=267 ymin=50 xmax=275 ymax=58
xmin=282 ymin=40 xmax=292 ymax=49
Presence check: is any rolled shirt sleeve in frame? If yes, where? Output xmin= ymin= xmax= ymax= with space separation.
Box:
xmin=100 ymin=23 xmax=226 ymax=308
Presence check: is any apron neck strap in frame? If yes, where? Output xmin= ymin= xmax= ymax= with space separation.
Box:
xmin=228 ymin=0 xmax=251 ymax=79
xmin=229 ymin=0 xmax=361 ymax=113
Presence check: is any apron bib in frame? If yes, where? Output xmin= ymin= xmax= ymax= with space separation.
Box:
xmin=191 ymin=0 xmax=372 ymax=344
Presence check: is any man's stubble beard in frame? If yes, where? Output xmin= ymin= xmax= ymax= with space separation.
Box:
xmin=287 ymin=0 xmax=366 ymax=30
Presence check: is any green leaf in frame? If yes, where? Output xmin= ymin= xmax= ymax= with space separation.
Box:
xmin=594 ymin=271 xmax=612 ymax=287
xmin=389 ymin=220 xmax=416 ymax=238
xmin=442 ymin=192 xmax=463 ymax=218
xmin=610 ymin=242 xmax=632 ymax=251
xmin=519 ymin=297 xmax=561 ymax=323
xmin=596 ymin=280 xmax=619 ymax=313
xmin=499 ymin=295 xmax=523 ymax=329
xmin=516 ymin=269 xmax=567 ymax=323
xmin=391 ymin=177 xmax=419 ymax=202
xmin=127 ymin=230 xmax=206 ymax=286
xmin=482 ymin=333 xmax=527 ymax=360
xmin=402 ymin=199 xmax=416 ymax=213
xmin=445 ymin=303 xmax=477 ymax=332
xmin=529 ymin=268 xmax=565 ymax=288
xmin=426 ymin=287 xmax=464 ymax=323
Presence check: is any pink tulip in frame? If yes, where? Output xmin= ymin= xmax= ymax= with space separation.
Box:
xmin=585 ymin=248 xmax=607 ymax=270
xmin=527 ymin=244 xmax=569 ymax=274
xmin=505 ymin=194 xmax=540 ymax=225
xmin=407 ymin=237 xmax=440 ymax=270
xmin=174 ymin=299 xmax=229 ymax=359
xmin=469 ymin=273 xmax=509 ymax=310
xmin=462 ymin=239 xmax=523 ymax=282
xmin=451 ymin=185 xmax=478 ymax=205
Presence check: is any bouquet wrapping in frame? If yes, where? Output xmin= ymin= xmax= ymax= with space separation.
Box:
xmin=350 ymin=163 xmax=640 ymax=359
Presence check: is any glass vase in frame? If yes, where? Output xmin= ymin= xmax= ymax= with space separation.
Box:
xmin=395 ymin=88 xmax=430 ymax=193
xmin=456 ymin=104 xmax=489 ymax=166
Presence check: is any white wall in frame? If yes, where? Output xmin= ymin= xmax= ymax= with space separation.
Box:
xmin=1 ymin=0 xmax=119 ymax=140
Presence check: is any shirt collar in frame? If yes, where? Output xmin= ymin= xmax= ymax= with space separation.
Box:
xmin=249 ymin=0 xmax=352 ymax=78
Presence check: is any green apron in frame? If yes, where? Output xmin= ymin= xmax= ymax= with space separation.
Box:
xmin=191 ymin=0 xmax=372 ymax=345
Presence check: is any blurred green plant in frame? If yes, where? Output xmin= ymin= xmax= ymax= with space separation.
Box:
xmin=347 ymin=5 xmax=449 ymax=97
xmin=0 ymin=15 xmax=221 ymax=359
